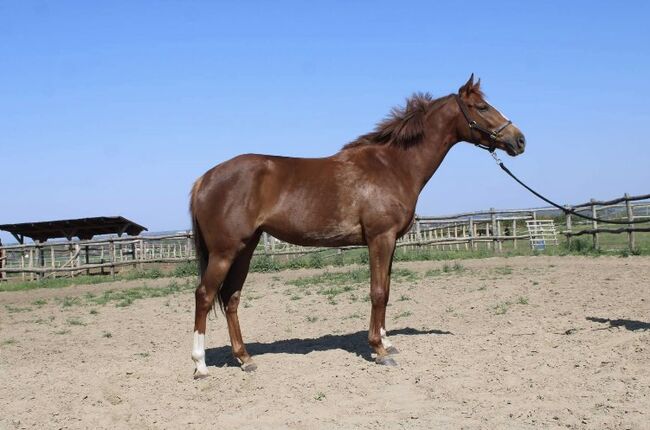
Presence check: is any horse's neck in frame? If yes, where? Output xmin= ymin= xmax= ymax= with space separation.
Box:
xmin=391 ymin=103 xmax=460 ymax=194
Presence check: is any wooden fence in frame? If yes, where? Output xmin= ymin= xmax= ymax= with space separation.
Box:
xmin=1 ymin=192 xmax=648 ymax=281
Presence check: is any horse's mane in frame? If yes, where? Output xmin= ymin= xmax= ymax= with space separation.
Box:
xmin=342 ymin=93 xmax=449 ymax=150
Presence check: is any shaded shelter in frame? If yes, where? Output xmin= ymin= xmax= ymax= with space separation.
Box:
xmin=0 ymin=216 xmax=147 ymax=244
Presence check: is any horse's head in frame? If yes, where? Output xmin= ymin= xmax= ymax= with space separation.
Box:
xmin=455 ymin=74 xmax=525 ymax=156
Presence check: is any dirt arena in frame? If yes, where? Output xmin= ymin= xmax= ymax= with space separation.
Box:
xmin=1 ymin=256 xmax=648 ymax=429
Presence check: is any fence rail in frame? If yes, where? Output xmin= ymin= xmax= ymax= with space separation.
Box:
xmin=1 ymin=192 xmax=648 ymax=281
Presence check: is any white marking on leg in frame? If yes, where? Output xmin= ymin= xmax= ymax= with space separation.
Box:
xmin=380 ymin=327 xmax=393 ymax=349
xmin=191 ymin=331 xmax=208 ymax=376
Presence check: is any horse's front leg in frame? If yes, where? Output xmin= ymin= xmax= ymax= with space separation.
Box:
xmin=367 ymin=232 xmax=398 ymax=366
xmin=380 ymin=266 xmax=399 ymax=356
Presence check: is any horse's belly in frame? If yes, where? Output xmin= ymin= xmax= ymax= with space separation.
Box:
xmin=263 ymin=219 xmax=365 ymax=247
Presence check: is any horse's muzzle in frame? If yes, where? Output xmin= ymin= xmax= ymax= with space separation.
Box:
xmin=506 ymin=133 xmax=526 ymax=156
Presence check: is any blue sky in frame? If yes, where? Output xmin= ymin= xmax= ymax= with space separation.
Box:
xmin=1 ymin=1 xmax=649 ymax=243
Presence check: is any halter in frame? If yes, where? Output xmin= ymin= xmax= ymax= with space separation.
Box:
xmin=454 ymin=94 xmax=512 ymax=153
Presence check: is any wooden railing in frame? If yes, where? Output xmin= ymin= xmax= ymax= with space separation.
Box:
xmin=1 ymin=193 xmax=648 ymax=281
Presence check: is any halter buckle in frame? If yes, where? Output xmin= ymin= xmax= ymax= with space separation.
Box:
xmin=490 ymin=151 xmax=502 ymax=164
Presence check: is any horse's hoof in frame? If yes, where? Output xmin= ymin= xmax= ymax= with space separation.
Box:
xmin=241 ymin=361 xmax=257 ymax=372
xmin=193 ymin=369 xmax=209 ymax=379
xmin=386 ymin=346 xmax=400 ymax=355
xmin=375 ymin=355 xmax=398 ymax=366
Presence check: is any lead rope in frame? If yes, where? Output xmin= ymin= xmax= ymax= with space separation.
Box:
xmin=490 ymin=152 xmax=649 ymax=225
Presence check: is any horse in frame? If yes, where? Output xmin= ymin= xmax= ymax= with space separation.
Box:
xmin=189 ymin=74 xmax=525 ymax=377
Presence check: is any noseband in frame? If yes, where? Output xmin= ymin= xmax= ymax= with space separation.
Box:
xmin=454 ymin=94 xmax=512 ymax=153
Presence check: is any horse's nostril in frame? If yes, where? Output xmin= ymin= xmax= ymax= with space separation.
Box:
xmin=517 ymin=135 xmax=526 ymax=148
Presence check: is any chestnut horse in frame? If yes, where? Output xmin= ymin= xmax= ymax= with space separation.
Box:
xmin=190 ymin=75 xmax=525 ymax=377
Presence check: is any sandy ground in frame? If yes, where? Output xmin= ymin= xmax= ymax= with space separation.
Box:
xmin=1 ymin=255 xmax=649 ymax=429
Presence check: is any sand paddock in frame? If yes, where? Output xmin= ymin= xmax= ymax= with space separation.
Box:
xmin=1 ymin=255 xmax=648 ymax=429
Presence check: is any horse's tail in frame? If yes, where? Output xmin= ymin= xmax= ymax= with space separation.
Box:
xmin=191 ymin=215 xmax=209 ymax=283
xmin=190 ymin=179 xmax=209 ymax=290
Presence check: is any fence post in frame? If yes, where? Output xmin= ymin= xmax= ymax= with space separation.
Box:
xmin=109 ymin=239 xmax=115 ymax=278
xmin=496 ymin=219 xmax=503 ymax=252
xmin=131 ymin=242 xmax=137 ymax=269
xmin=625 ymin=193 xmax=636 ymax=252
xmin=468 ymin=217 xmax=475 ymax=250
xmin=415 ymin=218 xmax=421 ymax=242
xmin=28 ymin=248 xmax=34 ymax=281
xmin=263 ymin=232 xmax=270 ymax=254
xmin=85 ymin=245 xmax=90 ymax=275
xmin=462 ymin=224 xmax=468 ymax=250
xmin=590 ymin=199 xmax=599 ymax=249
xmin=75 ymin=243 xmax=81 ymax=276
xmin=490 ymin=208 xmax=498 ymax=253
xmin=0 ymin=242 xmax=5 ymax=281
xmin=69 ymin=245 xmax=75 ymax=278
xmin=34 ymin=241 xmax=42 ymax=280
xmin=565 ymin=205 xmax=572 ymax=248
xmin=512 ymin=219 xmax=517 ymax=250
xmin=21 ymin=251 xmax=26 ymax=281
xmin=139 ymin=239 xmax=145 ymax=270
xmin=50 ymin=246 xmax=56 ymax=278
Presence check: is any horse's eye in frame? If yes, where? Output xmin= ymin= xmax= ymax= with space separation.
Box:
xmin=476 ymin=104 xmax=488 ymax=112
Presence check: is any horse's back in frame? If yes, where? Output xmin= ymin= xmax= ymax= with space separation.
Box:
xmin=192 ymin=153 xmax=367 ymax=247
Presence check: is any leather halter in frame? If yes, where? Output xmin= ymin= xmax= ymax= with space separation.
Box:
xmin=454 ymin=94 xmax=512 ymax=153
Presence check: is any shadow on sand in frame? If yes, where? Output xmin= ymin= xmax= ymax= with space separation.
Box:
xmin=587 ymin=316 xmax=650 ymax=331
xmin=205 ymin=327 xmax=452 ymax=367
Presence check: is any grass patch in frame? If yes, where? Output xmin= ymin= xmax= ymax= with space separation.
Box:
xmin=52 ymin=280 xmax=194 ymax=309
xmin=61 ymin=296 xmax=81 ymax=307
xmin=87 ymin=280 xmax=192 ymax=307
xmin=425 ymin=261 xmax=466 ymax=277
xmin=1 ymin=267 xmax=182 ymax=293
xmin=288 ymin=267 xmax=418 ymax=289
xmin=395 ymin=310 xmax=412 ymax=319
xmin=517 ymin=296 xmax=529 ymax=305
xmin=31 ymin=299 xmax=47 ymax=306
xmin=494 ymin=266 xmax=513 ymax=276
xmin=121 ymin=268 xmax=164 ymax=280
xmin=54 ymin=329 xmax=71 ymax=335
xmin=5 ymin=304 xmax=32 ymax=313
xmin=102 ymin=331 xmax=112 ymax=338
xmin=493 ymin=301 xmax=512 ymax=315
xmin=66 ymin=317 xmax=86 ymax=326
xmin=172 ymin=261 xmax=198 ymax=277
xmin=345 ymin=312 xmax=362 ymax=319
xmin=1 ymin=338 xmax=17 ymax=346
xmin=321 ymin=285 xmax=354 ymax=298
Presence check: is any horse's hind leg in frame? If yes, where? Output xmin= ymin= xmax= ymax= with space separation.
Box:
xmin=192 ymin=254 xmax=234 ymax=378
xmin=221 ymin=233 xmax=261 ymax=372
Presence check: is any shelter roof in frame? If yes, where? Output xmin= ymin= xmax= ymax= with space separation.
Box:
xmin=0 ymin=216 xmax=147 ymax=243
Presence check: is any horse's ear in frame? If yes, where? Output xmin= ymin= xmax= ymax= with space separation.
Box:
xmin=458 ymin=73 xmax=475 ymax=96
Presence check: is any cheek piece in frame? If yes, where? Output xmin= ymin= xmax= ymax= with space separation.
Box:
xmin=454 ymin=94 xmax=512 ymax=153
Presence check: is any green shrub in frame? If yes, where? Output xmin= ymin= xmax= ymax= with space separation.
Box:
xmin=309 ymin=253 xmax=324 ymax=269
xmin=250 ymin=255 xmax=281 ymax=272
xmin=173 ymin=261 xmax=198 ymax=277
